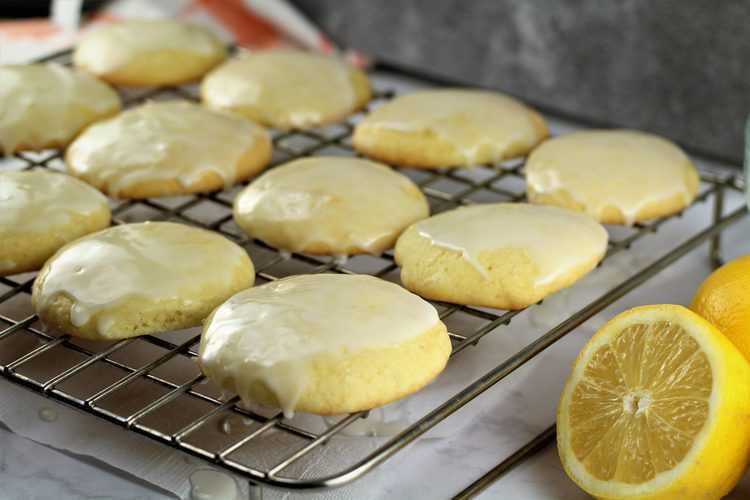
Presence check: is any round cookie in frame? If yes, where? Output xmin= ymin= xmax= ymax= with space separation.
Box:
xmin=525 ymin=129 xmax=700 ymax=225
xmin=201 ymin=49 xmax=371 ymax=129
xmin=352 ymin=89 xmax=548 ymax=168
xmin=394 ymin=203 xmax=608 ymax=310
xmin=233 ymin=157 xmax=429 ymax=255
xmin=198 ymin=274 xmax=450 ymax=416
xmin=65 ymin=100 xmax=272 ymax=199
xmin=32 ymin=222 xmax=254 ymax=340
xmin=0 ymin=171 xmax=111 ymax=276
xmin=73 ymin=19 xmax=227 ymax=86
xmin=0 ymin=63 xmax=121 ymax=155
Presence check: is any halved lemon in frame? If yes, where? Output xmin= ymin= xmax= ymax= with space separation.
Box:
xmin=557 ymin=304 xmax=750 ymax=499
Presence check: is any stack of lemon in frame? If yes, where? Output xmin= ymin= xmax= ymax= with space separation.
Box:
xmin=557 ymin=255 xmax=750 ymax=499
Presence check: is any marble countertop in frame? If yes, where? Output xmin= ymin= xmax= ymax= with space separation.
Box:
xmin=0 ymin=423 xmax=170 ymax=500
xmin=1 ymin=71 xmax=749 ymax=500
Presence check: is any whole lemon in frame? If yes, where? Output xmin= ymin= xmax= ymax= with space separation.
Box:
xmin=691 ymin=254 xmax=750 ymax=361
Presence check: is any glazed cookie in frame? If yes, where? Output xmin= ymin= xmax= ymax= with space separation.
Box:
xmin=525 ymin=130 xmax=700 ymax=225
xmin=73 ymin=19 xmax=227 ymax=86
xmin=352 ymin=89 xmax=548 ymax=168
xmin=201 ymin=49 xmax=371 ymax=129
xmin=395 ymin=203 xmax=608 ymax=309
xmin=198 ymin=274 xmax=451 ymax=416
xmin=32 ymin=222 xmax=254 ymax=340
xmin=233 ymin=157 xmax=429 ymax=255
xmin=0 ymin=64 xmax=121 ymax=155
xmin=0 ymin=171 xmax=111 ymax=276
xmin=66 ymin=100 xmax=272 ymax=198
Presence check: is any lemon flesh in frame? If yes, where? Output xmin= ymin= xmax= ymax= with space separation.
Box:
xmin=569 ymin=321 xmax=711 ymax=483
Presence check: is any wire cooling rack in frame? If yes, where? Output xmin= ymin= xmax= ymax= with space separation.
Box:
xmin=0 ymin=50 xmax=746 ymax=495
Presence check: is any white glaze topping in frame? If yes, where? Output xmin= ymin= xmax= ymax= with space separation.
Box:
xmin=74 ymin=19 xmax=224 ymax=74
xmin=413 ymin=203 xmax=608 ymax=286
xmin=323 ymin=407 xmax=407 ymax=437
xmin=233 ymin=157 xmax=429 ymax=255
xmin=66 ymin=100 xmax=267 ymax=197
xmin=198 ymin=274 xmax=439 ymax=416
xmin=357 ymin=89 xmax=545 ymax=164
xmin=202 ymin=49 xmax=359 ymax=129
xmin=34 ymin=222 xmax=252 ymax=336
xmin=0 ymin=64 xmax=120 ymax=154
xmin=189 ymin=469 xmax=239 ymax=500
xmin=0 ymin=171 xmax=109 ymax=232
xmin=525 ymin=130 xmax=699 ymax=225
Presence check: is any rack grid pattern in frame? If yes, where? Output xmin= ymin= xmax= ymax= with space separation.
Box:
xmin=0 ymin=50 xmax=746 ymax=493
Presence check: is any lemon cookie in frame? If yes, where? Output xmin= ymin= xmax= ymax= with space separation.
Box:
xmin=525 ymin=129 xmax=700 ymax=225
xmin=0 ymin=64 xmax=121 ymax=155
xmin=32 ymin=222 xmax=254 ymax=340
xmin=201 ymin=49 xmax=371 ymax=129
xmin=198 ymin=274 xmax=450 ymax=416
xmin=73 ymin=19 xmax=227 ymax=86
xmin=395 ymin=203 xmax=608 ymax=309
xmin=65 ymin=100 xmax=272 ymax=198
xmin=1 ymin=171 xmax=111 ymax=276
xmin=352 ymin=89 xmax=548 ymax=168
xmin=233 ymin=157 xmax=429 ymax=255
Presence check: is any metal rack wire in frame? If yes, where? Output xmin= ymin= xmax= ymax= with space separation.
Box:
xmin=0 ymin=50 xmax=746 ymax=495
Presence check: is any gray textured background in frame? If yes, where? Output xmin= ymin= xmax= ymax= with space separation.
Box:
xmin=293 ymin=0 xmax=750 ymax=163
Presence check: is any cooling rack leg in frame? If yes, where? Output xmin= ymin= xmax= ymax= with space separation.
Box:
xmin=710 ymin=183 xmax=725 ymax=268
xmin=452 ymin=425 xmax=556 ymax=499
xmin=248 ymin=481 xmax=264 ymax=499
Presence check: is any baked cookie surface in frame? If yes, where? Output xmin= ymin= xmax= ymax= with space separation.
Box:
xmin=352 ymin=89 xmax=548 ymax=168
xmin=395 ymin=203 xmax=608 ymax=309
xmin=201 ymin=49 xmax=371 ymax=129
xmin=1 ymin=171 xmax=111 ymax=276
xmin=198 ymin=274 xmax=450 ymax=416
xmin=32 ymin=222 xmax=254 ymax=340
xmin=525 ymin=129 xmax=700 ymax=225
xmin=73 ymin=19 xmax=227 ymax=86
xmin=232 ymin=156 xmax=429 ymax=255
xmin=0 ymin=63 xmax=121 ymax=155
xmin=66 ymin=100 xmax=271 ymax=198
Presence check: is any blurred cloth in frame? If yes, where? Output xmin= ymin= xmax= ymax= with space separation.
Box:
xmin=0 ymin=0 xmax=367 ymax=65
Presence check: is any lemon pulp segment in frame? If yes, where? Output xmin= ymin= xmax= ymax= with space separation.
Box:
xmin=568 ymin=321 xmax=711 ymax=483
